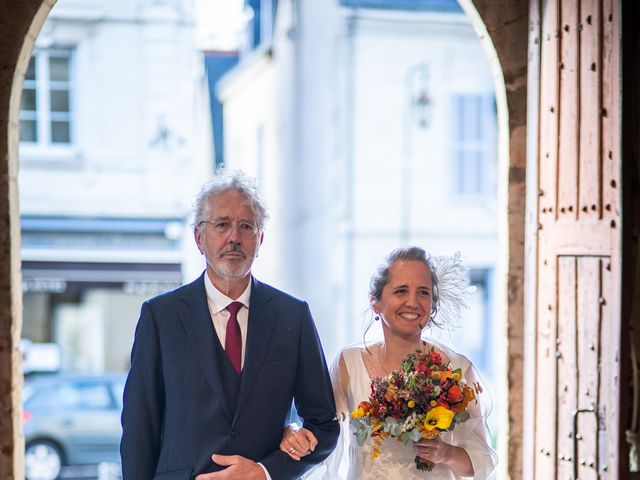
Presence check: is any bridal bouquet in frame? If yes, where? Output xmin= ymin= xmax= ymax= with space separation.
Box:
xmin=350 ymin=347 xmax=482 ymax=472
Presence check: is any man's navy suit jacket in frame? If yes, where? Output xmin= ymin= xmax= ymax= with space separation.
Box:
xmin=120 ymin=274 xmax=339 ymax=480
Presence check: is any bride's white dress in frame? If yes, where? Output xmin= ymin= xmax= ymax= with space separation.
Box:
xmin=310 ymin=342 xmax=497 ymax=479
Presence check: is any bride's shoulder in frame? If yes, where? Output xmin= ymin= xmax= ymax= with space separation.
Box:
xmin=337 ymin=343 xmax=366 ymax=360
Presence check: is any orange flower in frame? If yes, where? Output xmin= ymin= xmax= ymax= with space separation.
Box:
xmin=456 ymin=387 xmax=476 ymax=412
xmin=352 ymin=401 xmax=374 ymax=418
xmin=447 ymin=385 xmax=464 ymax=403
xmin=385 ymin=385 xmax=398 ymax=402
xmin=421 ymin=428 xmax=441 ymax=440
xmin=371 ymin=445 xmax=381 ymax=461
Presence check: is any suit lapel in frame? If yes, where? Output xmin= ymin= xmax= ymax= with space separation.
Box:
xmin=234 ymin=277 xmax=277 ymax=421
xmin=178 ymin=273 xmax=232 ymax=420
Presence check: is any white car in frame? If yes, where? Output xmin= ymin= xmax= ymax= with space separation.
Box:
xmin=23 ymin=373 xmax=125 ymax=480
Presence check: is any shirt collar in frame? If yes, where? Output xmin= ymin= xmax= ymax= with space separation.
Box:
xmin=204 ymin=271 xmax=251 ymax=314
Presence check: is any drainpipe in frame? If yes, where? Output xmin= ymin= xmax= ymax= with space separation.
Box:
xmin=344 ymin=12 xmax=357 ymax=343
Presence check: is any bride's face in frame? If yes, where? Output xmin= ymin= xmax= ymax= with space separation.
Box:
xmin=373 ymin=260 xmax=433 ymax=340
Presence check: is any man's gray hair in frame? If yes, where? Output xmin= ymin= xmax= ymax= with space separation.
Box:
xmin=193 ymin=170 xmax=269 ymax=230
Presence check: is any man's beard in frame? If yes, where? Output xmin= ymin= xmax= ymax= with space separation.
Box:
xmin=209 ymin=245 xmax=257 ymax=281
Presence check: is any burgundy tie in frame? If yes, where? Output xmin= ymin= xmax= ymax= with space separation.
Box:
xmin=225 ymin=302 xmax=243 ymax=374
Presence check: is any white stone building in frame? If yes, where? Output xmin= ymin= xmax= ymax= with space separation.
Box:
xmin=19 ymin=0 xmax=213 ymax=373
xmin=218 ymin=0 xmax=500 ymax=388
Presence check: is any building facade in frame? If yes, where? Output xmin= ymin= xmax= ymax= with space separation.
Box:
xmin=218 ymin=0 xmax=499 ymax=379
xmin=19 ymin=0 xmax=213 ymax=373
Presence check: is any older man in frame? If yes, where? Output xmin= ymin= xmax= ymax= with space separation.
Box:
xmin=121 ymin=171 xmax=339 ymax=480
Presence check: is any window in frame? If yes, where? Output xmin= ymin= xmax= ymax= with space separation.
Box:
xmin=20 ymin=48 xmax=74 ymax=146
xmin=259 ymin=0 xmax=274 ymax=46
xmin=241 ymin=0 xmax=274 ymax=57
xmin=451 ymin=94 xmax=495 ymax=197
xmin=28 ymin=380 xmax=112 ymax=410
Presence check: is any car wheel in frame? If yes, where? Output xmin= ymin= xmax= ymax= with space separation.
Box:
xmin=25 ymin=440 xmax=63 ymax=480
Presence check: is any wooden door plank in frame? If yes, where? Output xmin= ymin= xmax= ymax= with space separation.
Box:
xmin=535 ymin=1 xmax=562 ymax=475
xmin=556 ymin=256 xmax=577 ymax=479
xmin=598 ymin=256 xmax=617 ymax=477
xmin=535 ymin=235 xmax=558 ymax=479
xmin=599 ymin=3 xmax=622 ymax=476
xmin=578 ymin=0 xmax=603 ymax=220
xmin=601 ymin=0 xmax=620 ymax=227
xmin=576 ymin=256 xmax=601 ymax=480
xmin=557 ymin=0 xmax=579 ymax=221
xmin=538 ymin=0 xmax=561 ymax=227
xmin=543 ymin=223 xmax=614 ymax=255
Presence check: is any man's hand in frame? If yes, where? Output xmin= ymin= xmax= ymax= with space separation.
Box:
xmin=280 ymin=425 xmax=318 ymax=461
xmin=194 ymin=454 xmax=266 ymax=480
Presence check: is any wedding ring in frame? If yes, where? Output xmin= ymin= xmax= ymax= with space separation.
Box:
xmin=289 ymin=448 xmax=296 ymax=454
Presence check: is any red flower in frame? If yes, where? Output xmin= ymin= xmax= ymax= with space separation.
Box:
xmin=447 ymin=385 xmax=464 ymax=403
xmin=429 ymin=351 xmax=442 ymax=363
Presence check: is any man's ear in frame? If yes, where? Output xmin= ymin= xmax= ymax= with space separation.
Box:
xmin=194 ymin=227 xmax=204 ymax=254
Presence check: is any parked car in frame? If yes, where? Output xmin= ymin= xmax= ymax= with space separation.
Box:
xmin=23 ymin=373 xmax=126 ymax=480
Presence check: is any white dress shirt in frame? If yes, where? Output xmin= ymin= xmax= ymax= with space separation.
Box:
xmin=204 ymin=273 xmax=251 ymax=369
xmin=203 ymin=272 xmax=273 ymax=480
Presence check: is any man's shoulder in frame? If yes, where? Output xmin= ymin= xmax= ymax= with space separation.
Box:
xmin=146 ymin=275 xmax=203 ymax=307
xmin=252 ymin=277 xmax=306 ymax=307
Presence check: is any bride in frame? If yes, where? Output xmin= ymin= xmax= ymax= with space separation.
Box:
xmin=280 ymin=247 xmax=497 ymax=479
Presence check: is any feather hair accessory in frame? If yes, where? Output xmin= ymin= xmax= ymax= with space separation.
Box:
xmin=429 ymin=251 xmax=475 ymax=334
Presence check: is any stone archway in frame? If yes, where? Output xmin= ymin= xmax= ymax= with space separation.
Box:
xmin=0 ymin=1 xmax=57 ymax=477
xmin=0 ymin=1 xmax=529 ymax=478
xmin=462 ymin=2 xmax=529 ymax=478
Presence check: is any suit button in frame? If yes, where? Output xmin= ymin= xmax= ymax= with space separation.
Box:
xmin=231 ymin=431 xmax=238 ymax=438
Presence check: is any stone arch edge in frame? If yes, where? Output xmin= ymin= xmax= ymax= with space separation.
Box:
xmin=0 ymin=1 xmax=56 ymax=477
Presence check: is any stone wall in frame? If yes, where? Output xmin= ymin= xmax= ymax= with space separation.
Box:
xmin=0 ymin=1 xmax=53 ymax=477
xmin=460 ymin=1 xmax=529 ymax=477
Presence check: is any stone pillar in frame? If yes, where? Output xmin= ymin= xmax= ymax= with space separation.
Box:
xmin=0 ymin=1 xmax=54 ymax=477
xmin=463 ymin=1 xmax=529 ymax=479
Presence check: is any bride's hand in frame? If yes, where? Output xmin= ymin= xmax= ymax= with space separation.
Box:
xmin=414 ymin=437 xmax=474 ymax=476
xmin=279 ymin=424 xmax=318 ymax=461
xmin=413 ymin=436 xmax=452 ymax=465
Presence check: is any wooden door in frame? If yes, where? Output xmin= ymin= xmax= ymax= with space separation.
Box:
xmin=530 ymin=0 xmax=622 ymax=478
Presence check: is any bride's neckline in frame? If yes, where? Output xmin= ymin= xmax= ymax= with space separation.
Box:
xmin=359 ymin=341 xmax=448 ymax=379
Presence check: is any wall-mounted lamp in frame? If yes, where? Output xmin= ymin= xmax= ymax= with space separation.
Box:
xmin=410 ymin=64 xmax=432 ymax=128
